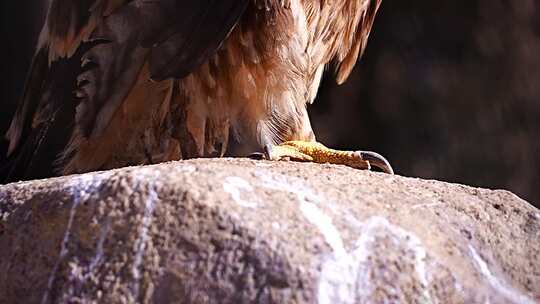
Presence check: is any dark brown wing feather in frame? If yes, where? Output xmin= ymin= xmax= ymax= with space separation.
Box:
xmin=146 ymin=0 xmax=250 ymax=80
xmin=2 ymin=41 xmax=102 ymax=182
xmin=2 ymin=0 xmax=249 ymax=182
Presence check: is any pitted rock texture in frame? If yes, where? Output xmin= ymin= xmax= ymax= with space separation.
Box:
xmin=0 ymin=158 xmax=539 ymax=303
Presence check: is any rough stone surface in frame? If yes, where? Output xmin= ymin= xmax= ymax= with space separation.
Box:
xmin=0 ymin=158 xmax=539 ymax=304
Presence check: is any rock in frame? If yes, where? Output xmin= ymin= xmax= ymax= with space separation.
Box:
xmin=0 ymin=158 xmax=539 ymax=303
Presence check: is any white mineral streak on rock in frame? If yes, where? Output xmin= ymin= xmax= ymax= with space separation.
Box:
xmin=257 ymin=173 xmax=352 ymax=303
xmin=176 ymin=164 xmax=196 ymax=173
xmin=256 ymin=172 xmax=433 ymax=304
xmin=223 ymin=176 xmax=257 ymax=208
xmin=257 ymin=172 xmax=324 ymax=204
xmin=257 ymin=172 xmax=344 ymax=254
xmin=81 ymin=219 xmax=111 ymax=278
xmin=131 ymin=169 xmax=160 ymax=301
xmin=411 ymin=202 xmax=446 ymax=209
xmin=378 ymin=218 xmax=431 ymax=303
xmin=469 ymin=245 xmax=536 ymax=304
xmin=299 ymin=201 xmax=346 ymax=256
xmin=0 ymin=188 xmax=5 ymax=198
xmin=319 ymin=217 xmax=432 ymax=304
xmin=87 ymin=219 xmax=110 ymax=276
xmin=42 ymin=173 xmax=109 ymax=304
xmin=62 ymin=218 xmax=111 ymax=301
xmin=41 ymin=197 xmax=80 ymax=304
xmin=317 ymin=230 xmax=366 ymax=304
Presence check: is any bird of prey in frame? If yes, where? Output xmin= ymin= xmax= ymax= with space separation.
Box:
xmin=2 ymin=0 xmax=392 ymax=183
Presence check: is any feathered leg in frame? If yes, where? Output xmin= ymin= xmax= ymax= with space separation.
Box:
xmin=252 ymin=107 xmax=394 ymax=174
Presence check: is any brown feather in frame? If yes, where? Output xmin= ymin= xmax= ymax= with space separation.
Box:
xmin=4 ymin=0 xmax=382 ymax=181
xmin=174 ymin=0 xmax=383 ymax=154
xmin=62 ymin=63 xmax=174 ymax=174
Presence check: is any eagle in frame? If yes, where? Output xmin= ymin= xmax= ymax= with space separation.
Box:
xmin=2 ymin=0 xmax=392 ymax=183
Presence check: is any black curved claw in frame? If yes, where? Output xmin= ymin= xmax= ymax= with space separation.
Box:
xmin=248 ymin=145 xmax=274 ymax=160
xmin=359 ymin=151 xmax=394 ymax=174
xmin=248 ymin=152 xmax=265 ymax=160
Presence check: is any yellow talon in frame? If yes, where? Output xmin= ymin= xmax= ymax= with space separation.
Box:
xmin=265 ymin=141 xmax=394 ymax=174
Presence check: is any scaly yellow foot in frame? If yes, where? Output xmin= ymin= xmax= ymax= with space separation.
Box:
xmin=259 ymin=141 xmax=394 ymax=174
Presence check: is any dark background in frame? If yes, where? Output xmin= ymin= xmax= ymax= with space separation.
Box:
xmin=1 ymin=1 xmax=539 ymax=208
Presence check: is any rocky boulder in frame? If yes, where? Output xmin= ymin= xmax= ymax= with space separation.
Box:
xmin=0 ymin=158 xmax=539 ymax=303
